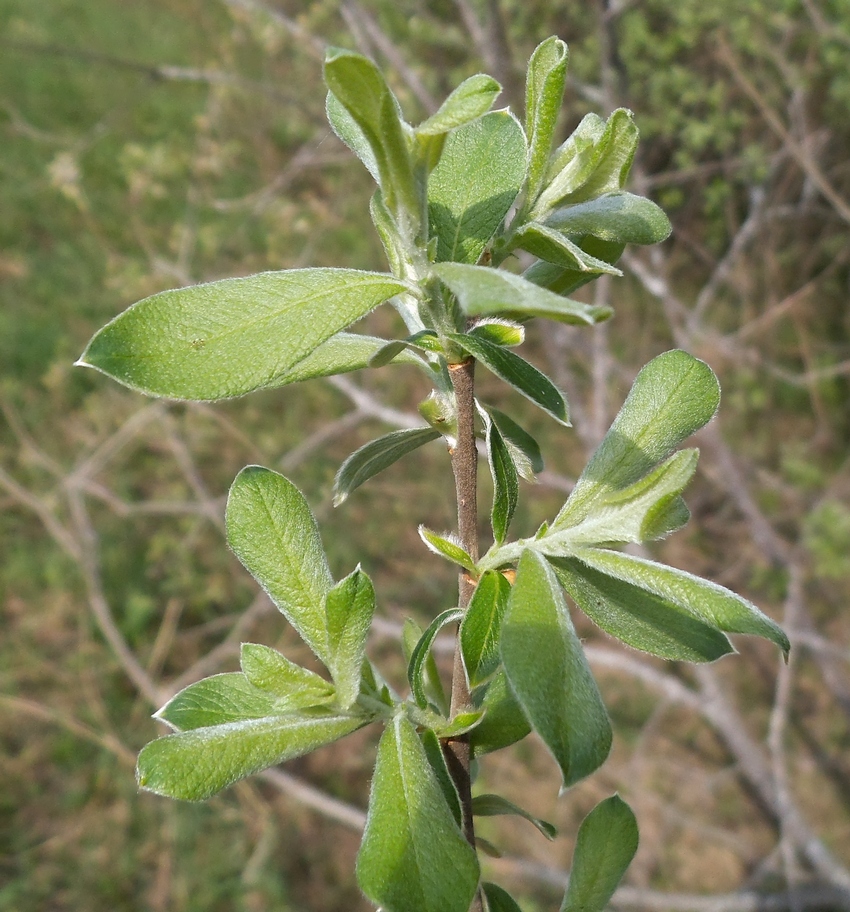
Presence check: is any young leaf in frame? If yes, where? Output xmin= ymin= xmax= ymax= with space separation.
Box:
xmin=512 ymin=222 xmax=623 ymax=277
xmin=544 ymin=192 xmax=672 ymax=246
xmin=501 ymin=550 xmax=612 ymax=787
xmin=562 ymin=547 xmax=790 ymax=659
xmin=523 ymin=237 xmax=626 ymax=298
xmin=155 ymin=672 xmax=333 ymax=731
xmin=226 ymin=467 xmax=333 ymax=664
xmin=137 ymin=710 xmax=366 ymax=801
xmin=469 ymin=319 xmax=525 ymax=348
xmin=419 ymin=526 xmax=477 ymax=573
xmin=470 ymin=670 xmax=531 ymax=755
xmin=241 ymin=644 xmax=335 ymax=701
xmin=473 ymin=794 xmax=556 ymax=840
xmin=326 ymin=90 xmax=381 ymax=184
xmin=420 ymin=728 xmax=463 ymax=828
xmin=435 ymin=263 xmax=610 ymax=326
xmin=77 ymin=269 xmax=413 ymax=401
xmin=553 ymin=350 xmax=721 ymax=530
xmin=417 ymin=74 xmax=502 ymax=136
xmin=356 ymin=715 xmax=480 ymax=912
xmin=550 ymin=555 xmax=735 ymax=663
xmin=524 ymin=36 xmax=569 ymax=207
xmin=485 ymin=406 xmax=544 ymax=478
xmin=334 ymin=427 xmax=441 ymax=505
xmin=428 ymin=111 xmax=527 ymax=264
xmin=408 ymin=608 xmax=464 ymax=709
xmin=324 ymin=567 xmax=377 ymax=708
xmin=560 ymin=795 xmax=639 ymax=912
xmin=483 ymin=882 xmax=524 ymax=912
xmin=324 ymin=49 xmax=418 ymax=217
xmin=461 ymin=570 xmax=511 ymax=688
xmin=402 ymin=618 xmax=450 ymax=715
xmin=483 ymin=411 xmax=519 ymax=545
xmin=449 ymin=331 xmax=570 ymax=425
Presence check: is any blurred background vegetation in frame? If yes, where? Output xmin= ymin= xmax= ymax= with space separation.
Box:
xmin=1 ymin=1 xmax=849 ymax=910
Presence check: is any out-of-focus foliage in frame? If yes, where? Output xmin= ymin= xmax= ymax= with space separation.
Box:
xmin=2 ymin=1 xmax=849 ymax=910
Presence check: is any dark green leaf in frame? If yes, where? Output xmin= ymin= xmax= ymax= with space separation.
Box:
xmin=553 ymin=351 xmax=720 ymax=530
xmin=324 ymin=568 xmax=376 ymax=707
xmin=419 ymin=526 xmax=477 ymax=572
xmin=483 ymin=882 xmax=524 ymax=912
xmin=512 ymin=222 xmax=623 ymax=278
xmin=485 ymin=406 xmax=544 ymax=477
xmin=461 ymin=570 xmax=511 ymax=688
xmin=449 ymin=331 xmax=569 ymax=425
xmin=417 ymin=74 xmax=502 ymax=136
xmin=501 ymin=551 xmax=611 ymax=787
xmin=544 ymin=192 xmax=672 ymax=246
xmin=523 ymin=237 xmax=626 ymax=298
xmin=470 ymin=670 xmax=531 ymax=755
xmin=77 ymin=270 xmax=412 ymax=400
xmin=525 ymin=37 xmax=569 ymax=207
xmin=409 ymin=608 xmax=464 ymax=708
xmin=484 ymin=413 xmax=519 ymax=544
xmin=435 ymin=263 xmax=610 ymax=326
xmin=402 ymin=618 xmax=449 ymax=715
xmin=420 ymin=729 xmax=463 ymax=828
xmin=472 ymin=793 xmax=557 ymax=840
xmin=137 ymin=710 xmax=365 ymax=801
xmin=561 ymin=795 xmax=639 ymax=912
xmin=356 ymin=715 xmax=480 ymax=912
xmin=226 ymin=467 xmax=333 ymax=664
xmin=428 ymin=111 xmax=527 ymax=264
xmin=334 ymin=427 xmax=441 ymax=505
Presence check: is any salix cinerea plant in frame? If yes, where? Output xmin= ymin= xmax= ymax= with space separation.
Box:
xmin=77 ymin=37 xmax=789 ymax=912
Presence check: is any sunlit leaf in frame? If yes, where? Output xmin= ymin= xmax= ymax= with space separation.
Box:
xmin=240 ymin=643 xmax=335 ymax=701
xmin=419 ymin=526 xmax=477 ymax=573
xmin=417 ymin=74 xmax=502 ymax=136
xmin=525 ymin=36 xmax=569 ymax=207
xmin=512 ymin=222 xmax=623 ymax=278
xmin=356 ymin=715 xmax=480 ymax=912
xmin=408 ymin=608 xmax=463 ymax=709
xmin=324 ymin=567 xmax=376 ymax=707
xmin=545 ymin=192 xmax=671 ymax=246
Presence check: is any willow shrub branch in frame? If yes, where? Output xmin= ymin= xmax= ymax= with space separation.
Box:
xmin=76 ymin=36 xmax=789 ymax=912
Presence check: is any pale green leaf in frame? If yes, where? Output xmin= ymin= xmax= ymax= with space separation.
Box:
xmin=226 ymin=467 xmax=333 ymax=664
xmin=408 ymin=608 xmax=463 ymax=709
xmin=512 ymin=222 xmax=623 ymax=278
xmin=240 ymin=644 xmax=336 ymax=701
xmin=428 ymin=111 xmax=527 ymax=264
xmin=137 ymin=710 xmax=365 ymax=801
xmin=419 ymin=526 xmax=477 ymax=572
xmin=356 ymin=715 xmax=480 ymax=912
xmin=525 ymin=36 xmax=569 ymax=206
xmin=461 ymin=570 xmax=511 ymax=688
xmin=449 ymin=331 xmax=569 ymax=425
xmin=501 ymin=551 xmax=611 ymax=787
xmin=324 ymin=568 xmax=376 ymax=708
xmin=469 ymin=319 xmax=525 ymax=347
xmin=561 ymin=795 xmax=639 ymax=912
xmin=472 ymin=793 xmax=557 ymax=840
xmin=326 ymin=90 xmax=381 ymax=184
xmin=523 ymin=237 xmax=626 ymax=298
xmin=545 ymin=192 xmax=672 ymax=246
xmin=470 ymin=670 xmax=531 ymax=755
xmin=334 ymin=427 xmax=441 ymax=505
xmin=417 ymin=74 xmax=502 ymax=136
xmin=553 ymin=351 xmax=720 ymax=530
xmin=77 ymin=270 xmax=412 ymax=400
xmin=434 ymin=262 xmax=610 ymax=326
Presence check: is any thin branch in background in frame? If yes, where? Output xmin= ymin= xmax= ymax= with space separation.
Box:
xmin=220 ymin=0 xmax=327 ymax=60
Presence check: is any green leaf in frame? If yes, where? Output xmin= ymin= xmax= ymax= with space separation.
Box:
xmin=409 ymin=608 xmax=464 ymax=709
xmin=428 ymin=111 xmax=527 ymax=264
xmin=324 ymin=49 xmax=418 ymax=217
xmin=483 ymin=882 xmax=524 ymax=912
xmin=550 ymin=555 xmax=734 ymax=663
xmin=402 ymin=619 xmax=449 ymax=715
xmin=561 ymin=795 xmax=639 ymax=912
xmin=544 ymin=192 xmax=672 ymax=246
xmin=472 ymin=793 xmax=557 ymax=840
xmin=435 ymin=262 xmax=610 ymax=326
xmin=485 ymin=406 xmax=544 ymax=478
xmin=470 ymin=670 xmax=531 ymax=755
xmin=482 ymin=411 xmax=519 ymax=545
xmin=324 ymin=568 xmax=376 ymax=708
xmin=356 ymin=715 xmax=480 ymax=912
xmin=137 ymin=710 xmax=366 ymax=801
xmin=461 ymin=570 xmax=511 ymax=688
xmin=561 ymin=547 xmax=790 ymax=659
xmin=419 ymin=526 xmax=477 ymax=573
xmin=553 ymin=351 xmax=720 ymax=530
xmin=334 ymin=427 xmax=441 ymax=505
xmin=512 ymin=222 xmax=623 ymax=278
xmin=226 ymin=467 xmax=333 ymax=664
xmin=417 ymin=74 xmax=502 ymax=136
xmin=525 ymin=37 xmax=569 ymax=206
xmin=523 ymin=237 xmax=626 ymax=298
xmin=449 ymin=331 xmax=569 ymax=425
xmin=501 ymin=550 xmax=611 ymax=788
xmin=532 ymin=109 xmax=638 ymax=217
xmin=536 ymin=450 xmax=698 ymax=549
xmin=469 ymin=319 xmax=525 ymax=347
xmin=77 ymin=270 xmax=412 ymax=401
xmin=326 ymin=90 xmax=381 ymax=184
xmin=420 ymin=728 xmax=463 ymax=828
xmin=155 ymin=671 xmax=332 ymax=731
xmin=240 ymin=644 xmax=336 ymax=701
